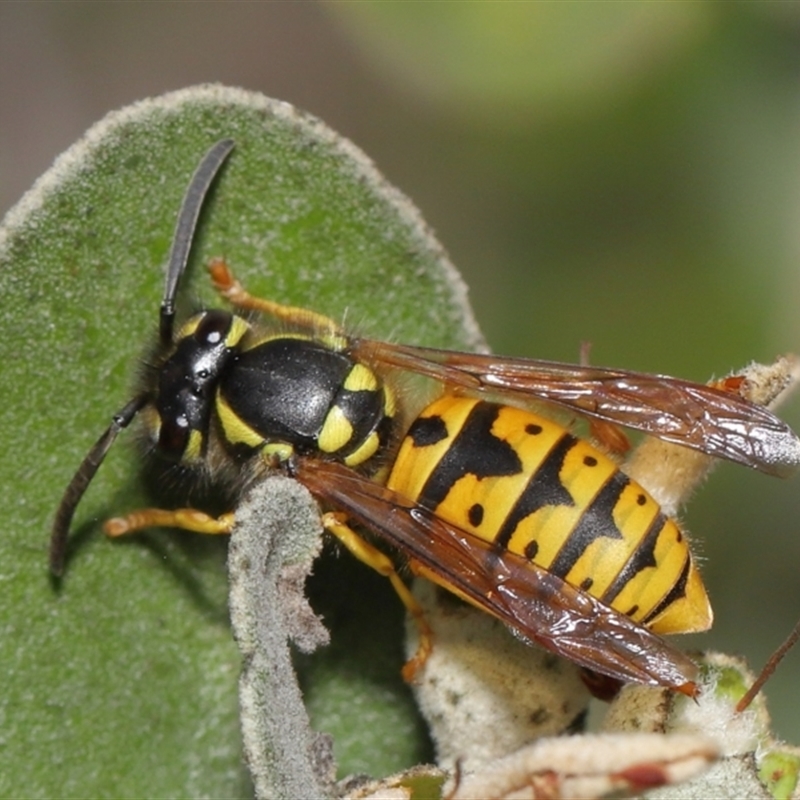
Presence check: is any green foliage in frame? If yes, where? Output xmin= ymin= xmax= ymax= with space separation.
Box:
xmin=759 ymin=750 xmax=800 ymax=800
xmin=0 ymin=86 xmax=480 ymax=797
xmin=332 ymin=3 xmax=709 ymax=116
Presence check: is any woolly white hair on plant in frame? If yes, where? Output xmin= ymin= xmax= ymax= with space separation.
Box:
xmin=671 ymin=658 xmax=764 ymax=759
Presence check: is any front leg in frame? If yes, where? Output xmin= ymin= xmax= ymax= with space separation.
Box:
xmin=208 ymin=258 xmax=346 ymax=342
xmin=321 ymin=511 xmax=433 ymax=683
xmin=104 ymin=508 xmax=235 ymax=536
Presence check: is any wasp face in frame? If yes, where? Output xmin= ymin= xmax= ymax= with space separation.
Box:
xmin=152 ymin=309 xmax=241 ymax=464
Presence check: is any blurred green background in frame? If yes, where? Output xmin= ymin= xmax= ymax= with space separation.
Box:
xmin=2 ymin=0 xmax=799 ymax=746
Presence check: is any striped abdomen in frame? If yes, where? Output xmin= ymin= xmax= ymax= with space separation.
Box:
xmin=386 ymin=396 xmax=712 ymax=634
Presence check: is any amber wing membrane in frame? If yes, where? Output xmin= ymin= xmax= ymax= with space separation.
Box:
xmin=296 ymin=457 xmax=698 ymax=694
xmin=359 ymin=341 xmax=800 ymax=477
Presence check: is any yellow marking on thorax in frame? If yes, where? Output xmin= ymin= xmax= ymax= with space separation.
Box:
xmin=382 ymin=383 xmax=396 ymax=418
xmin=344 ymin=363 xmax=379 ymax=393
xmin=344 ymin=431 xmax=381 ymax=467
xmin=243 ymin=331 xmax=313 ymax=349
xmin=318 ymin=406 xmax=354 ymax=454
xmin=261 ymin=442 xmax=295 ymax=464
xmin=216 ymin=392 xmax=265 ymax=448
xmin=315 ymin=331 xmax=349 ymax=352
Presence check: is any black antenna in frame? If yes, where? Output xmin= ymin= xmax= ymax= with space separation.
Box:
xmin=50 ymin=394 xmax=148 ymax=576
xmin=50 ymin=139 xmax=235 ymax=576
xmin=160 ymin=138 xmax=235 ymax=343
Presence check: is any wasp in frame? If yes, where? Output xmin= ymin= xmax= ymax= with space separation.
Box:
xmin=50 ymin=139 xmax=800 ymax=698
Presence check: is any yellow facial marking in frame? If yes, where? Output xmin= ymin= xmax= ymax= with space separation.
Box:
xmin=176 ymin=314 xmax=203 ymax=339
xmin=225 ymin=315 xmax=250 ymax=347
xmin=141 ymin=406 xmax=161 ymax=443
xmin=183 ymin=429 xmax=204 ymax=462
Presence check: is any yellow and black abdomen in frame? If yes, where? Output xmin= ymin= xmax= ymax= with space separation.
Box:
xmin=387 ymin=395 xmax=712 ymax=635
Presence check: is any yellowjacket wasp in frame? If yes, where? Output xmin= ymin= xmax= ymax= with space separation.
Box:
xmin=50 ymin=139 xmax=800 ymax=699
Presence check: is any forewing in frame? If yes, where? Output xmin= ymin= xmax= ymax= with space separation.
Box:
xmin=296 ymin=458 xmax=698 ymax=695
xmin=358 ymin=340 xmax=800 ymax=476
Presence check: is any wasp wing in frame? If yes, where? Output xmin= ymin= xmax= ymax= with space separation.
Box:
xmin=297 ymin=458 xmax=698 ymax=695
xmin=358 ymin=340 xmax=800 ymax=477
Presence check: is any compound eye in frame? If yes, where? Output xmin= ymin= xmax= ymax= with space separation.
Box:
xmin=157 ymin=415 xmax=190 ymax=458
xmin=194 ymin=309 xmax=231 ymax=345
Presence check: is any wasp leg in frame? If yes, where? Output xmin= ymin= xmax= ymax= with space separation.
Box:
xmin=588 ymin=418 xmax=631 ymax=456
xmin=579 ymin=341 xmax=632 ymax=455
xmin=321 ymin=511 xmax=433 ymax=683
xmin=208 ymin=258 xmax=345 ymax=338
xmin=103 ymin=508 xmax=235 ymax=537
